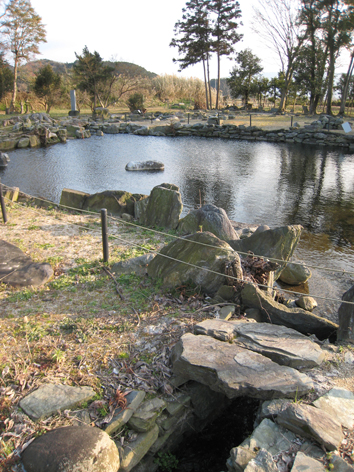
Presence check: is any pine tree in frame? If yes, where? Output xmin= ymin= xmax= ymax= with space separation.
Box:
xmin=209 ymin=0 xmax=242 ymax=109
xmin=73 ymin=46 xmax=114 ymax=110
xmin=227 ymin=49 xmax=263 ymax=106
xmin=170 ymin=0 xmax=212 ymax=109
xmin=1 ymin=0 xmax=46 ymax=111
xmin=33 ymin=64 xmax=62 ymax=113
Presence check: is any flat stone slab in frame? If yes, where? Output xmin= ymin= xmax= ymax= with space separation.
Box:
xmin=125 ymin=160 xmax=164 ymax=171
xmin=195 ymin=319 xmax=325 ymax=368
xmin=276 ymin=403 xmax=343 ymax=451
xmin=241 ymin=283 xmax=338 ymax=340
xmin=171 ymin=333 xmax=313 ymax=400
xmin=111 ymin=253 xmax=156 ymax=277
xmin=0 ymin=240 xmax=53 ymax=287
xmin=291 ymin=452 xmax=325 ymax=472
xmin=19 ymin=383 xmax=96 ymax=420
xmin=21 ymin=425 xmax=120 ymax=472
xmin=313 ymin=387 xmax=354 ymax=429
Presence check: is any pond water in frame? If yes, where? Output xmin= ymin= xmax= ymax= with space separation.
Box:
xmin=1 ymin=134 xmax=354 ymax=317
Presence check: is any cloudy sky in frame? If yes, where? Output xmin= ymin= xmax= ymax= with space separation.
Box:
xmin=29 ymin=0 xmax=350 ymax=80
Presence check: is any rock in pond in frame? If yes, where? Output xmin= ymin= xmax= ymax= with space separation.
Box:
xmin=21 ymin=425 xmax=120 ymax=472
xmin=279 ymin=261 xmax=312 ymax=285
xmin=125 ymin=160 xmax=164 ymax=171
xmin=0 ymin=151 xmax=10 ymax=167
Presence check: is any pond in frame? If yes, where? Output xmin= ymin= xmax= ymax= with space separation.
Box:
xmin=1 ymin=134 xmax=354 ymax=317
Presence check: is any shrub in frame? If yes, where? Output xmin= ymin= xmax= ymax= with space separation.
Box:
xmin=127 ymin=93 xmax=145 ymax=112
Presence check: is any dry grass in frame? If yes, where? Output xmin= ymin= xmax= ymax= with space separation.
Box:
xmin=0 ymin=201 xmax=353 ymax=470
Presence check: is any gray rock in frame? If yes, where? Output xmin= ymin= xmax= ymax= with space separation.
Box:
xmin=195 ymin=319 xmax=324 ymax=368
xmin=338 ymin=284 xmax=354 ymax=342
xmin=291 ymin=452 xmax=325 ymax=471
xmin=21 ymin=425 xmax=119 ymax=472
xmin=17 ymin=137 xmax=30 ymax=148
xmin=112 ymin=254 xmax=156 ymax=277
xmin=234 ymin=322 xmax=325 ymax=368
xmin=147 ymin=232 xmax=241 ymax=295
xmin=82 ymin=190 xmax=146 ymax=217
xmin=254 ymin=399 xmax=292 ymax=426
xmin=119 ymin=424 xmax=159 ymax=472
xmin=313 ymin=387 xmax=354 ymax=429
xmin=104 ymin=390 xmax=145 ymax=435
xmin=19 ymin=383 xmax=96 ymax=420
xmin=241 ymin=283 xmax=338 ymax=340
xmin=276 ymin=403 xmax=343 ymax=451
xmin=178 ymin=204 xmax=239 ymax=241
xmin=295 ymin=295 xmax=318 ymax=311
xmin=244 ymin=449 xmax=278 ymax=472
xmin=329 ymin=455 xmax=354 ymax=471
xmin=241 ymin=418 xmax=299 ymax=456
xmin=0 ymin=151 xmax=10 ymax=167
xmin=171 ymin=333 xmax=313 ymax=400
xmin=128 ymin=398 xmax=166 ymax=433
xmin=125 ymin=160 xmax=164 ymax=171
xmin=229 ymin=225 xmax=302 ymax=279
xmin=138 ymin=183 xmax=182 ymax=230
xmin=279 ymin=261 xmax=312 ymax=285
xmin=0 ymin=240 xmax=54 ymax=288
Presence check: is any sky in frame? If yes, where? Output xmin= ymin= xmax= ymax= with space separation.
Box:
xmin=29 ymin=0 xmax=351 ymax=81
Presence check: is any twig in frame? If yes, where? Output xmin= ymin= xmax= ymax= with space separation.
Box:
xmin=101 ymin=266 xmax=125 ymax=300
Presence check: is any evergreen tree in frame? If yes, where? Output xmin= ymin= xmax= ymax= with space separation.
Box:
xmin=1 ymin=0 xmax=46 ymax=111
xmin=33 ymin=64 xmax=62 ymax=113
xmin=210 ymin=0 xmax=242 ymax=109
xmin=73 ymin=46 xmax=114 ymax=110
xmin=0 ymin=53 xmax=14 ymax=101
xmin=227 ymin=49 xmax=263 ymax=106
xmin=318 ymin=0 xmax=354 ymax=115
xmin=170 ymin=0 xmax=212 ymax=108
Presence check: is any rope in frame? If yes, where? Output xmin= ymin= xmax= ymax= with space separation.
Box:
xmin=2 ymin=183 xmax=353 ymax=277
xmin=1 ymin=185 xmax=354 ymax=306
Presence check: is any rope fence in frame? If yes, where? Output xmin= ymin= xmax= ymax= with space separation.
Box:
xmin=1 ymin=182 xmax=353 ymax=307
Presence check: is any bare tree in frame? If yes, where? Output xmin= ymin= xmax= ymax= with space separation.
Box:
xmin=252 ymin=0 xmax=304 ymax=112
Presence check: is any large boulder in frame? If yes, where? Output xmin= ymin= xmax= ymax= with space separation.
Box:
xmin=137 ymin=183 xmax=183 ymax=230
xmin=21 ymin=425 xmax=120 ymax=472
xmin=178 ymin=204 xmax=239 ymax=241
xmin=229 ymin=225 xmax=302 ymax=279
xmin=82 ymin=190 xmax=146 ymax=217
xmin=241 ymin=283 xmax=338 ymax=340
xmin=60 ymin=188 xmax=90 ymax=210
xmin=337 ymin=284 xmax=354 ymax=343
xmin=147 ymin=231 xmax=242 ymax=295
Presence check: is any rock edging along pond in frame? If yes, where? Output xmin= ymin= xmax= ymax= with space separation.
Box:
xmin=1 ymin=112 xmax=354 ymax=151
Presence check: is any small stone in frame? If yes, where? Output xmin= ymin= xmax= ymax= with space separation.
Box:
xmin=219 ymin=305 xmax=234 ymax=320
xmin=291 ymin=452 xmax=325 ymax=471
xmin=295 ymin=296 xmax=318 ymax=311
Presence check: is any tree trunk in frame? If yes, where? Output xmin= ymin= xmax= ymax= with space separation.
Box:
xmin=326 ymin=48 xmax=335 ymax=115
xmin=207 ymin=56 xmax=212 ymax=109
xmin=11 ymin=55 xmax=19 ymax=112
xmin=339 ymin=52 xmax=354 ymax=115
xmin=216 ymin=52 xmax=221 ymax=109
xmin=202 ymin=59 xmax=209 ymax=110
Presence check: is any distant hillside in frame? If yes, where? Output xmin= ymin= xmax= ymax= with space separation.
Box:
xmin=17 ymin=59 xmax=157 ymax=90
